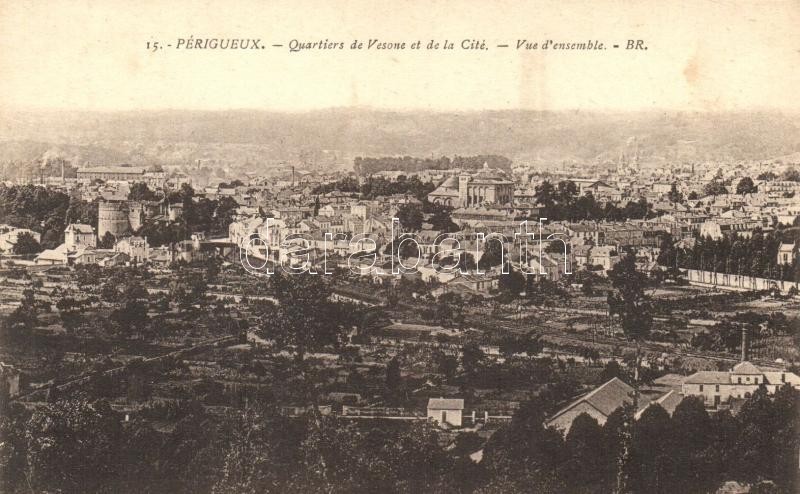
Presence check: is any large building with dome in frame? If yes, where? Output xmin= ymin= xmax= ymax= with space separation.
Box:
xmin=427 ymin=163 xmax=514 ymax=208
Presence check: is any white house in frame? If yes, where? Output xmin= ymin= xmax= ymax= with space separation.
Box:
xmin=427 ymin=397 xmax=464 ymax=427
xmin=115 ymin=236 xmax=150 ymax=263
xmin=777 ymin=243 xmax=797 ymax=265
xmin=64 ymin=223 xmax=96 ymax=250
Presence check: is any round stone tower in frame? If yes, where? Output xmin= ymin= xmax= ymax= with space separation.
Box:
xmin=98 ymin=201 xmax=130 ymax=239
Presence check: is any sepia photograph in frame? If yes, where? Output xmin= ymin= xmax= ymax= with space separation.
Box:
xmin=0 ymin=0 xmax=798 ymax=492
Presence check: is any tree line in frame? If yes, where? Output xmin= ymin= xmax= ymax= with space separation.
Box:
xmin=658 ymin=230 xmax=800 ymax=282
xmin=353 ymin=155 xmax=512 ymax=176
xmin=534 ymin=180 xmax=655 ymax=222
xmin=1 ymin=383 xmax=796 ymax=493
xmin=0 ymin=184 xmax=96 ymax=249
xmin=312 ymin=175 xmax=436 ymax=202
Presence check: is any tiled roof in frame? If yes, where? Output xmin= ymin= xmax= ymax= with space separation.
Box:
xmin=763 ymin=372 xmax=800 ymax=386
xmin=635 ymin=390 xmax=684 ymax=419
xmin=683 ymin=371 xmax=730 ymax=385
xmin=427 ymin=398 xmax=465 ymax=410
xmin=731 ymin=362 xmax=762 ymax=375
xmin=77 ymin=166 xmax=145 ymax=174
xmin=65 ymin=223 xmax=94 ymax=234
xmin=550 ymin=377 xmax=634 ymax=421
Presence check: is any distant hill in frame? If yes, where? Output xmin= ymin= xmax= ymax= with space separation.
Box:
xmin=1 ymin=109 xmax=798 ymax=176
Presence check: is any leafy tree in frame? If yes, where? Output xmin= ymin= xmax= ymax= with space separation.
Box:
xmin=497 ymin=336 xmax=520 ymax=360
xmin=456 ymin=252 xmax=476 ymax=271
xmin=631 ymin=404 xmax=675 ymax=493
xmin=670 ymin=396 xmax=714 ymax=492
xmin=781 ymin=167 xmax=800 ymax=181
xmin=11 ymin=231 xmax=41 ymax=255
xmin=563 ymin=413 xmax=607 ymax=491
xmin=212 ymin=407 xmax=292 ymax=493
xmin=97 ymin=231 xmax=116 ymax=249
xmin=436 ymin=351 xmax=459 ymax=379
xmin=75 ymin=264 xmax=102 ymax=287
xmin=478 ymin=237 xmax=505 ymax=269
xmin=128 ymin=182 xmax=158 ymax=201
xmin=270 ymin=272 xmax=348 ymax=365
xmin=297 ymin=417 xmax=455 ymax=493
xmin=56 ymin=297 xmax=85 ymax=332
xmin=498 ymin=263 xmax=525 ymax=296
xmin=386 ymin=356 xmax=402 ymax=392
xmin=426 ymin=202 xmax=459 ymax=233
xmin=482 ymin=397 xmax=564 ymax=479
xmin=600 ymin=360 xmax=627 ymax=383
xmin=2 ymin=289 xmax=38 ymax=343
xmin=461 ymin=342 xmax=486 ymax=377
xmin=606 ymin=250 xmax=652 ymax=492
xmin=100 ymin=280 xmax=119 ymax=302
xmin=396 ymin=203 xmax=424 ymax=232
xmin=534 ymin=180 xmax=557 ymax=211
xmin=111 ymin=282 xmax=149 ymax=336
xmin=172 ymin=269 xmax=208 ymax=311
xmin=667 ymin=184 xmax=683 ymax=203
xmin=556 ymin=180 xmax=579 ymax=205
xmin=384 ymin=234 xmax=421 ymax=260
xmin=703 ymin=181 xmax=728 ymax=196
xmin=736 ymin=176 xmax=757 ymax=195
xmin=23 ymin=400 xmax=122 ymax=493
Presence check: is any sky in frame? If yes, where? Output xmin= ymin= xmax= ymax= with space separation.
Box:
xmin=1 ymin=0 xmax=799 ymax=112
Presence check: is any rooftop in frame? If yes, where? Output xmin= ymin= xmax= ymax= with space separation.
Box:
xmin=549 ymin=377 xmax=634 ymax=421
xmin=65 ymin=223 xmax=94 ymax=234
xmin=77 ymin=166 xmax=145 ymax=175
xmin=731 ymin=361 xmax=763 ymax=375
xmin=427 ymin=398 xmax=465 ymax=410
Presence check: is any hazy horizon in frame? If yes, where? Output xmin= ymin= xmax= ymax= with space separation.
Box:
xmin=1 ymin=109 xmax=798 ymax=172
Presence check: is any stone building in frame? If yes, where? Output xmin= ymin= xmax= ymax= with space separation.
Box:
xmin=428 ymin=163 xmax=514 ymax=208
xmin=64 ymin=223 xmax=96 ymax=250
xmin=98 ymin=201 xmax=131 ymax=239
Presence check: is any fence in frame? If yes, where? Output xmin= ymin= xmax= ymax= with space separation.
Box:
xmin=685 ymin=269 xmax=800 ymax=294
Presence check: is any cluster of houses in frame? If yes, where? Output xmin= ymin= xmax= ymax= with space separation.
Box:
xmin=6 ymin=157 xmax=800 ymax=280
xmin=33 ymin=223 xmax=220 ymax=267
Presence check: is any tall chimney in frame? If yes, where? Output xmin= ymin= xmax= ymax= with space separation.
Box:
xmin=741 ymin=326 xmax=749 ymax=362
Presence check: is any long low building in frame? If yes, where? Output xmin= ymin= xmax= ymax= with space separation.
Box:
xmin=77 ymin=166 xmax=146 ymax=182
xmin=76 ymin=166 xmax=166 ymax=186
xmin=682 ymin=361 xmax=800 ymax=408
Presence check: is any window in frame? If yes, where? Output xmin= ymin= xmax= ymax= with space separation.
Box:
xmin=738 ymin=377 xmax=742 ymax=384
xmin=746 ymin=377 xmax=750 ymax=382
xmin=754 ymin=378 xmax=758 ymax=384
xmin=715 ymin=384 xmax=720 ymax=392
xmin=699 ymin=385 xmax=704 ymax=392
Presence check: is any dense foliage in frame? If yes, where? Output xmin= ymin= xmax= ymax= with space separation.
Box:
xmin=0 ymin=185 xmax=96 ymax=249
xmin=1 ymin=385 xmax=796 ymax=493
xmin=659 ymin=229 xmax=800 ymax=281
xmin=313 ymin=175 xmax=435 ymax=202
xmin=533 ymin=180 xmax=654 ymax=222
